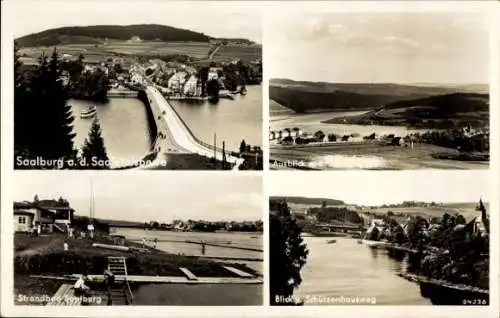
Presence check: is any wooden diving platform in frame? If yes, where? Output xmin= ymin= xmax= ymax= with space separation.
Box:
xmin=222 ymin=266 xmax=255 ymax=278
xmin=68 ymin=274 xmax=262 ymax=284
xmin=178 ymin=267 xmax=198 ymax=280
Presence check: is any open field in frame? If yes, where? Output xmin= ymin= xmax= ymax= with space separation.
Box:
xmin=211 ymin=44 xmax=261 ymax=62
xmin=18 ymin=41 xmax=211 ymax=63
xmin=18 ymin=41 xmax=261 ymax=65
xmin=270 ymin=142 xmax=489 ymax=170
xmin=361 ymin=204 xmax=484 ymax=223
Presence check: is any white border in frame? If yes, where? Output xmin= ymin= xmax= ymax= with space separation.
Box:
xmin=2 ymin=1 xmax=499 ymax=317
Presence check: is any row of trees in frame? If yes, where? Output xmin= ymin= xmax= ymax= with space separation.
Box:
xmin=14 ymin=43 xmax=111 ymax=169
xmin=374 ymin=202 xmax=489 ymax=288
xmin=144 ymin=220 xmax=264 ymax=232
xmin=307 ymin=206 xmax=364 ymax=224
xmin=406 ymin=130 xmax=489 ymax=153
xmin=58 ymin=54 xmax=110 ymax=102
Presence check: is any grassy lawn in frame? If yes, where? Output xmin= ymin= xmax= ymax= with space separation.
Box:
xmin=13 ymin=232 xmax=259 ymax=304
xmin=14 ymin=233 xmax=257 ymax=277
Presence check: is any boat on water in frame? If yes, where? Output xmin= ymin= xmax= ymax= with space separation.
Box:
xmin=326 ymin=239 xmax=337 ymax=244
xmin=80 ymin=105 xmax=97 ymax=118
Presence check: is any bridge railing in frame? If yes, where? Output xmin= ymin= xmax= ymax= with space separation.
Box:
xmin=151 ymin=86 xmax=263 ymax=159
xmin=159 ymin=90 xmax=233 ymax=155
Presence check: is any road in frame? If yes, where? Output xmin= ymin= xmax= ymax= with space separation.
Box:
xmin=143 ymin=86 xmax=244 ymax=169
xmin=208 ymin=44 xmax=222 ymax=60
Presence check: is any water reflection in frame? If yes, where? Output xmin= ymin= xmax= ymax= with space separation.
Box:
xmin=70 ymin=98 xmax=151 ymax=166
xmin=170 ymin=85 xmax=262 ymax=152
xmin=294 ymin=237 xmax=431 ymax=305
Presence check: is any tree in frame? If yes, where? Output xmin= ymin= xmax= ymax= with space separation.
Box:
xmin=314 ymin=130 xmax=325 ymax=139
xmin=406 ymin=216 xmax=429 ymax=248
xmin=80 ymin=118 xmax=109 ymax=169
xmin=239 ymin=140 xmax=247 ymax=154
xmin=270 ymin=200 xmax=308 ymax=305
xmin=282 ymin=136 xmax=293 ymax=143
xmin=30 ymin=49 xmax=76 ymax=163
xmin=14 ymin=41 xmax=33 ymax=163
xmin=327 ymin=134 xmax=337 ymax=142
xmin=206 ymin=78 xmax=220 ymax=98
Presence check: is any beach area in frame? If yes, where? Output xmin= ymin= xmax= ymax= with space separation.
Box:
xmin=14 ymin=231 xmax=263 ymax=306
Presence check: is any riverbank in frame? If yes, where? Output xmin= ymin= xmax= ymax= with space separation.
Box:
xmin=14 ymin=233 xmax=259 ymax=305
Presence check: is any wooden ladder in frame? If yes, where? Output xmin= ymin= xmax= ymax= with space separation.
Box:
xmin=108 ymin=256 xmax=128 ymax=276
xmin=107 ymin=256 xmax=132 ymax=305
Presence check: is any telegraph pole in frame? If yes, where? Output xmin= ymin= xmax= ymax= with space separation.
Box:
xmin=214 ymin=133 xmax=217 ymax=170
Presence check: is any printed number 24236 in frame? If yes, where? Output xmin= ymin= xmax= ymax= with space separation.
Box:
xmin=463 ymin=299 xmax=487 ymax=305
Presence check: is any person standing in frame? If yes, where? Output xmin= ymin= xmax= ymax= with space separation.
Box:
xmin=201 ymin=241 xmax=206 ymax=256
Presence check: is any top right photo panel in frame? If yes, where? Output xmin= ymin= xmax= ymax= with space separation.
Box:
xmin=267 ymin=10 xmax=490 ymax=170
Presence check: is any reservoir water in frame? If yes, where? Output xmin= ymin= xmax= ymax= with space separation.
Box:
xmin=70 ymin=86 xmax=261 ymax=166
xmin=271 ymin=111 xmax=431 ymax=137
xmin=295 ymin=236 xmax=430 ymax=305
xmin=111 ymin=228 xmax=263 ymax=274
xmin=70 ymin=98 xmax=151 ymax=167
xmin=270 ymin=111 xmax=455 ymax=170
xmin=170 ymin=85 xmax=262 ymax=152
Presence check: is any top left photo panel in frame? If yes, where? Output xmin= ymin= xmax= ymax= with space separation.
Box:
xmin=11 ymin=1 xmax=263 ymax=170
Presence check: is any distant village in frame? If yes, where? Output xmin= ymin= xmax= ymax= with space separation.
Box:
xmin=13 ymin=196 xmax=263 ymax=235
xmin=144 ymin=219 xmax=263 ymax=232
xmin=269 ymin=127 xmax=411 ymax=146
xmin=270 ymin=124 xmax=489 ymax=153
xmin=19 ymin=38 xmax=263 ymax=101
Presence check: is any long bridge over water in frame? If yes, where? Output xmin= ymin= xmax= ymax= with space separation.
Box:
xmin=136 ymin=83 xmax=244 ymax=170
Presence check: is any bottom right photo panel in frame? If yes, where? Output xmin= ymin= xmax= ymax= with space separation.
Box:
xmin=269 ymin=171 xmax=489 ymax=306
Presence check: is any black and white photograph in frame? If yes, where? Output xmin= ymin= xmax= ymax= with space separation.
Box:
xmin=267 ymin=11 xmax=489 ymax=170
xmin=13 ymin=1 xmax=263 ymax=171
xmin=12 ymin=173 xmax=263 ymax=306
xmin=269 ymin=172 xmax=489 ymax=306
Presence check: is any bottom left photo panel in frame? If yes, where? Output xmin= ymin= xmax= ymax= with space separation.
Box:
xmin=11 ymin=172 xmax=263 ymax=306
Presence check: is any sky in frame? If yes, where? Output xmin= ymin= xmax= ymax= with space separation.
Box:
xmin=266 ymin=11 xmax=489 ymax=84
xmin=8 ymin=1 xmax=262 ymax=43
xmin=11 ymin=173 xmax=263 ymax=223
xmin=269 ymin=171 xmax=489 ymax=206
